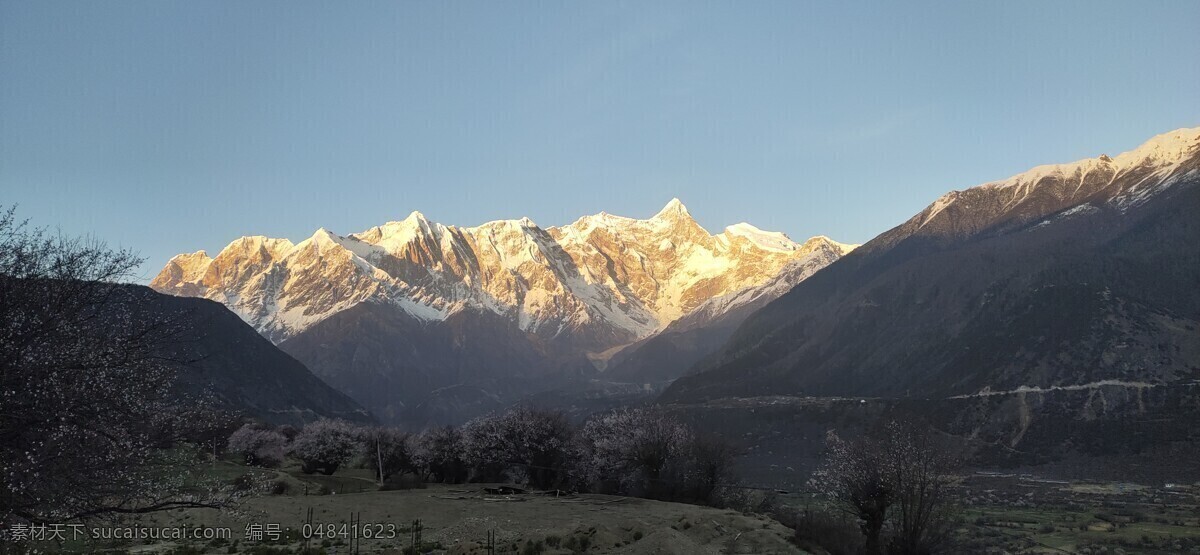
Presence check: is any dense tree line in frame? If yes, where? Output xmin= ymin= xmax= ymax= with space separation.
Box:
xmin=235 ymin=406 xmax=739 ymax=505
xmin=232 ymin=407 xmax=962 ymax=554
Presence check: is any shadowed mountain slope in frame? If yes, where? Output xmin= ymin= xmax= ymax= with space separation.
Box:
xmin=664 ymin=127 xmax=1200 ymax=404
xmin=123 ymin=285 xmax=373 ymax=424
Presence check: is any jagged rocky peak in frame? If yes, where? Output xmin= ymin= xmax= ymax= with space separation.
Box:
xmin=720 ymin=222 xmax=810 ymax=253
xmin=217 ymin=235 xmax=295 ymax=258
xmin=804 ymin=235 xmax=859 ymax=254
xmin=152 ymin=199 xmax=850 ymax=347
xmin=306 ymin=227 xmax=339 ymax=244
xmin=570 ymin=198 xmax=696 ymax=226
xmin=467 ymin=216 xmax=542 ymax=234
xmin=150 ymin=250 xmax=214 ymax=294
xmin=653 ymin=197 xmax=692 ymax=220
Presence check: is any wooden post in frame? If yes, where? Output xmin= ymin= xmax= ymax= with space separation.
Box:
xmin=376 ymin=436 xmax=384 ymax=486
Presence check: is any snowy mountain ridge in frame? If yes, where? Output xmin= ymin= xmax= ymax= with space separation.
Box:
xmin=915 ymin=127 xmax=1200 ymax=233
xmin=152 ymin=199 xmax=853 ymax=348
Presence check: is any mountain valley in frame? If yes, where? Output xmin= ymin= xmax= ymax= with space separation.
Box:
xmin=149 ymin=126 xmax=1200 ymax=474
xmin=153 ymin=201 xmax=854 ymax=424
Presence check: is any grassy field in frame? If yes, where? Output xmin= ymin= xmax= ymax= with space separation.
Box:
xmin=24 ymin=455 xmax=1200 ymax=554
xmin=959 ymin=505 xmax=1200 ymax=553
xmin=35 ymin=457 xmax=802 ymax=554
xmin=953 ymin=474 xmax=1200 ymax=554
xmin=768 ymin=472 xmax=1200 ymax=554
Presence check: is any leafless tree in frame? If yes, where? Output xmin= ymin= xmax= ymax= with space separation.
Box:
xmin=881 ymin=421 xmax=957 ymax=555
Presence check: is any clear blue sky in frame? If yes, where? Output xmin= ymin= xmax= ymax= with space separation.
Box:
xmin=2 ymin=1 xmax=1197 ymax=281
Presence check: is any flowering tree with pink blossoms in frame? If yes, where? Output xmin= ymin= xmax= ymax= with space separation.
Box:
xmin=414 ymin=426 xmax=467 ymax=484
xmin=359 ymin=427 xmax=415 ymax=484
xmin=227 ymin=424 xmax=288 ymax=468
xmin=576 ymin=407 xmax=692 ymax=498
xmin=460 ymin=406 xmax=574 ymax=488
xmin=0 ymin=206 xmax=236 ymax=524
xmin=809 ymin=420 xmax=957 ymax=555
xmin=289 ymin=418 xmax=359 ymax=475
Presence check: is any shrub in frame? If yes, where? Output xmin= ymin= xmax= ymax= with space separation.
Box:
xmin=782 ymin=508 xmax=863 ymax=555
xmin=378 ymin=473 xmax=427 ymax=491
xmin=669 ymin=433 xmax=739 ymax=503
xmin=521 ymin=539 xmax=545 ymax=555
xmin=230 ymin=473 xmax=258 ymax=492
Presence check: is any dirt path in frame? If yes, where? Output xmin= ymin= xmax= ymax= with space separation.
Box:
xmin=948 ymin=379 xmax=1158 ymax=399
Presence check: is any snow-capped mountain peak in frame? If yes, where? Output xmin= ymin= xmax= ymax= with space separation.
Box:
xmin=808 ymin=235 xmax=859 ymax=253
xmin=651 ymin=197 xmax=692 ymax=221
xmin=722 ymin=222 xmax=800 ymax=252
xmin=151 ymin=200 xmax=850 ymax=349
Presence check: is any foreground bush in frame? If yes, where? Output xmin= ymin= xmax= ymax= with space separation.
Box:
xmin=778 ymin=508 xmax=864 ymax=555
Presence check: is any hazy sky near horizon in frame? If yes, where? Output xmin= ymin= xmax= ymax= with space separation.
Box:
xmin=2 ymin=1 xmax=1198 ymax=280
